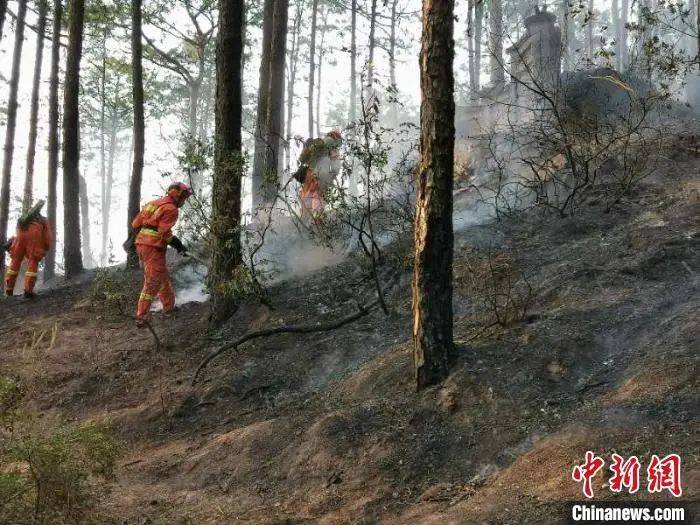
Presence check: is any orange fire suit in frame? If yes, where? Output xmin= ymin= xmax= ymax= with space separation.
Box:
xmin=300 ymin=169 xmax=324 ymax=217
xmin=5 ymin=219 xmax=53 ymax=294
xmin=131 ymin=196 xmax=179 ymax=320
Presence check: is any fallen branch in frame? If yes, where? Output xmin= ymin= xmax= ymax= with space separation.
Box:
xmin=192 ymin=299 xmax=380 ymax=384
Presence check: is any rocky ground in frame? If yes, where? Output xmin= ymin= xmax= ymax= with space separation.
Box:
xmin=1 ymin=149 xmax=698 ymax=524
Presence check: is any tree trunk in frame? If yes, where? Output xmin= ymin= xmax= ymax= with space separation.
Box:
xmin=489 ymin=0 xmax=504 ymax=85
xmin=99 ymin=27 xmax=107 ymax=264
xmin=349 ymin=0 xmax=357 ymax=123
xmin=0 ymin=0 xmax=27 ymax=278
xmin=612 ymin=0 xmax=621 ymax=71
xmin=251 ymin=0 xmax=275 ymax=209
xmin=285 ymin=0 xmax=303 ymax=171
xmin=315 ymin=5 xmax=327 ymax=137
xmin=78 ymin=174 xmax=92 ymax=267
xmin=45 ymin=0 xmax=62 ymax=281
xmin=367 ymin=0 xmax=378 ymax=94
xmin=413 ymin=0 xmax=455 ymax=389
xmin=620 ymin=0 xmax=629 ymax=69
xmin=23 ymin=0 xmax=48 ymax=213
xmin=587 ymin=0 xmax=594 ymax=62
xmin=466 ymin=0 xmax=475 ymax=97
xmin=473 ymin=0 xmax=483 ymax=90
xmin=308 ymin=0 xmax=319 ymax=138
xmin=210 ymin=0 xmax=245 ymax=325
xmin=0 ymin=0 xmax=7 ymax=42
xmin=188 ymin=79 xmax=201 ymax=137
xmin=62 ymin=0 xmax=85 ymax=278
xmin=102 ymin=116 xmax=118 ymax=265
xmin=264 ymin=0 xmax=288 ymax=203
xmin=127 ymin=0 xmax=145 ymax=268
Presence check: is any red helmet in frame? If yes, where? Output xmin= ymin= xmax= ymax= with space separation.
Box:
xmin=167 ymin=182 xmax=193 ymax=202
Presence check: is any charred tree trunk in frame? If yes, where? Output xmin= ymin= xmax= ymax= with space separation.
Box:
xmin=264 ymin=0 xmax=288 ymax=202
xmin=127 ymin=0 xmax=145 ymax=268
xmin=45 ymin=0 xmax=62 ymax=281
xmin=210 ymin=0 xmax=244 ymax=325
xmin=0 ymin=0 xmax=27 ymax=277
xmin=23 ymin=0 xmax=48 ymax=212
xmin=308 ymin=0 xmax=319 ymax=138
xmin=251 ymin=0 xmax=275 ymax=209
xmin=413 ymin=0 xmax=455 ymax=389
xmin=489 ymin=0 xmax=504 ymax=85
xmin=78 ymin=174 xmax=92 ymax=267
xmin=62 ymin=0 xmax=85 ymax=278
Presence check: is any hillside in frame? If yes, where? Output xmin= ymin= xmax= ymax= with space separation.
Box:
xmin=1 ymin=149 xmax=698 ymax=524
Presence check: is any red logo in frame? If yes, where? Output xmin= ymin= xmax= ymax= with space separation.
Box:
xmin=609 ymin=454 xmax=641 ymax=494
xmin=572 ymin=451 xmax=605 ymax=498
xmin=647 ymin=454 xmax=682 ymax=497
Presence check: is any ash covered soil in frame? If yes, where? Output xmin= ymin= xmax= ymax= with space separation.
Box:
xmin=1 ymin=154 xmax=698 ymax=524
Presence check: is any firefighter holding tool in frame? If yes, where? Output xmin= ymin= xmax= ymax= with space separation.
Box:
xmin=4 ymin=199 xmax=53 ymax=298
xmin=128 ymin=182 xmax=192 ymax=326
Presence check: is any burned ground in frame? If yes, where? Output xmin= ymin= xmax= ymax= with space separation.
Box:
xmin=0 ymin=154 xmax=698 ymax=524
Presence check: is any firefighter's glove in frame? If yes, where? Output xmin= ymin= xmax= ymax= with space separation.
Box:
xmin=169 ymin=236 xmax=187 ymax=255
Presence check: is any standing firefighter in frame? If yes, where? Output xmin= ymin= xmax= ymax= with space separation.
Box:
xmin=129 ymin=182 xmax=192 ymax=326
xmin=294 ymin=130 xmax=342 ymax=218
xmin=4 ymin=200 xmax=53 ymax=298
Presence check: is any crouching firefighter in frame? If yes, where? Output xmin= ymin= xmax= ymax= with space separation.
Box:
xmin=127 ymin=182 xmax=192 ymax=326
xmin=4 ymin=200 xmax=53 ymax=298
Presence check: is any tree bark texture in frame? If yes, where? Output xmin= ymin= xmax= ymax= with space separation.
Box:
xmin=285 ymin=0 xmax=303 ymax=170
xmin=489 ymin=0 xmax=504 ymax=85
xmin=0 ymin=0 xmax=28 ymax=277
xmin=251 ymin=0 xmax=275 ymax=209
xmin=210 ymin=0 xmax=244 ymax=325
xmin=45 ymin=0 xmax=62 ymax=280
xmin=78 ymin=174 xmax=92 ymax=267
xmin=23 ymin=0 xmax=48 ymax=212
xmin=413 ymin=0 xmax=456 ymax=390
xmin=62 ymin=0 xmax=85 ymax=279
xmin=127 ymin=0 xmax=145 ymax=268
xmin=308 ymin=0 xmax=319 ymax=138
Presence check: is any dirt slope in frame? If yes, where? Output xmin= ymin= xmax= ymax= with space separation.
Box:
xmin=1 ymin=155 xmax=698 ymax=524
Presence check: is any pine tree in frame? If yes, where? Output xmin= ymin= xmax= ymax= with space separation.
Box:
xmin=127 ymin=0 xmax=145 ymax=268
xmin=210 ymin=0 xmax=245 ymax=324
xmin=0 ymin=0 xmax=28 ymax=278
xmin=413 ymin=0 xmax=456 ymax=389
xmin=62 ymin=0 xmax=86 ymax=278
xmin=45 ymin=0 xmax=63 ymax=281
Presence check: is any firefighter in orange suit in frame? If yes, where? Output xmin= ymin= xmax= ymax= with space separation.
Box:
xmin=130 ymin=182 xmax=192 ymax=325
xmin=4 ymin=201 xmax=53 ymax=298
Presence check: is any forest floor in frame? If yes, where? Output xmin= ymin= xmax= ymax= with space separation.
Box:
xmin=1 ymin=149 xmax=699 ymax=524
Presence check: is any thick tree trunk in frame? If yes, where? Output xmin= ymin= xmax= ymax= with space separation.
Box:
xmin=45 ymin=0 xmax=62 ymax=281
xmin=308 ymin=0 xmax=319 ymax=138
xmin=413 ymin=0 xmax=455 ymax=390
xmin=62 ymin=0 xmax=85 ymax=278
xmin=0 ymin=0 xmax=27 ymax=278
xmin=210 ymin=0 xmax=245 ymax=325
xmin=78 ymin=174 xmax=92 ymax=267
xmin=263 ymin=0 xmax=288 ymax=203
xmin=127 ymin=0 xmax=145 ymax=268
xmin=23 ymin=0 xmax=48 ymax=212
xmin=489 ymin=0 xmax=504 ymax=85
xmin=251 ymin=0 xmax=275 ymax=209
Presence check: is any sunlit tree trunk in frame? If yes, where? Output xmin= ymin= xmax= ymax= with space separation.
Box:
xmin=489 ymin=0 xmax=504 ymax=85
xmin=264 ymin=0 xmax=288 ymax=202
xmin=62 ymin=0 xmax=86 ymax=278
xmin=210 ymin=0 xmax=244 ymax=325
xmin=0 ymin=0 xmax=27 ymax=278
xmin=308 ymin=0 xmax=319 ymax=138
xmin=251 ymin=0 xmax=274 ymax=209
xmin=127 ymin=0 xmax=145 ymax=268
xmin=45 ymin=0 xmax=62 ymax=280
xmin=413 ymin=0 xmax=456 ymax=389
xmin=23 ymin=0 xmax=48 ymax=212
